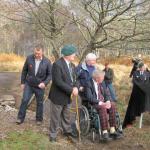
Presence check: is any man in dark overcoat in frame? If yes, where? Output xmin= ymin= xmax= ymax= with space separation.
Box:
xmin=123 ymin=63 xmax=150 ymax=128
xmin=49 ymin=45 xmax=79 ymax=142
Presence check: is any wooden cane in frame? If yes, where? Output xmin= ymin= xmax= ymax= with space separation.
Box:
xmin=71 ymin=95 xmax=81 ymax=142
xmin=75 ymin=95 xmax=81 ymax=142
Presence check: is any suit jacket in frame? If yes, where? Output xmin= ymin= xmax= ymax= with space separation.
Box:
xmin=21 ymin=54 xmax=52 ymax=87
xmin=49 ymin=57 xmax=78 ymax=105
xmin=84 ymin=79 xmax=110 ymax=104
xmin=123 ymin=70 xmax=150 ymax=128
xmin=133 ymin=70 xmax=149 ymax=82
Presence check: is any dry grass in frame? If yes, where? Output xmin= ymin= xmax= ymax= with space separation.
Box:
xmin=98 ymin=55 xmax=150 ymax=67
xmin=0 ymin=53 xmax=24 ymax=72
xmin=0 ymin=53 xmax=24 ymax=62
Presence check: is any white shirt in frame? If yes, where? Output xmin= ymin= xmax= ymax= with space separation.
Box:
xmin=64 ymin=58 xmax=70 ymax=69
xmin=35 ymin=59 xmax=42 ymax=76
xmin=93 ymin=79 xmax=103 ymax=105
xmin=64 ymin=58 xmax=73 ymax=81
xmin=93 ymin=79 xmax=98 ymax=99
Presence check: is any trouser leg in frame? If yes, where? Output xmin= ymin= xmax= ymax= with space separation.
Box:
xmin=49 ymin=101 xmax=63 ymax=138
xmin=61 ymin=104 xmax=72 ymax=134
xmin=108 ymin=102 xmax=116 ymax=127
xmin=108 ymin=83 xmax=116 ymax=101
xmin=17 ymin=83 xmax=33 ymax=121
xmin=98 ymin=105 xmax=109 ymax=130
xmin=34 ymin=88 xmax=45 ymax=121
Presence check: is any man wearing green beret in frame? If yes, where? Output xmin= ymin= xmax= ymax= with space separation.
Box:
xmin=48 ymin=44 xmax=79 ymax=142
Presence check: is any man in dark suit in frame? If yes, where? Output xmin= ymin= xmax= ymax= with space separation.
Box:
xmin=16 ymin=44 xmax=52 ymax=125
xmin=133 ymin=63 xmax=149 ymax=82
xmin=84 ymin=69 xmax=118 ymax=140
xmin=123 ymin=63 xmax=150 ymax=128
xmin=49 ymin=45 xmax=78 ymax=142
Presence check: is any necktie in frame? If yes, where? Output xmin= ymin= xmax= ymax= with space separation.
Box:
xmin=98 ymin=84 xmax=104 ymax=102
xmin=68 ymin=63 xmax=73 ymax=81
xmin=140 ymin=71 xmax=143 ymax=75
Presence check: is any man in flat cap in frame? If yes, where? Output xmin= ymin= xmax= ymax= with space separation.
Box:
xmin=49 ymin=44 xmax=79 ymax=142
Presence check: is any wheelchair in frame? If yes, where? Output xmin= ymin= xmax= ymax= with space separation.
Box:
xmin=72 ymin=101 xmax=123 ymax=142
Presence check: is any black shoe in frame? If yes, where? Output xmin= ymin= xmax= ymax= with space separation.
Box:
xmin=49 ymin=137 xmax=56 ymax=142
xmin=102 ymin=133 xmax=112 ymax=141
xmin=16 ymin=119 xmax=23 ymax=125
xmin=103 ymin=133 xmax=109 ymax=140
xmin=110 ymin=131 xmax=118 ymax=136
xmin=110 ymin=131 xmax=123 ymax=139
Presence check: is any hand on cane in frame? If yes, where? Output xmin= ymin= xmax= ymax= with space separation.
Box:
xmin=72 ymin=87 xmax=78 ymax=97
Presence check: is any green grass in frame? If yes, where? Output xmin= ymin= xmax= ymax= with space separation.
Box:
xmin=0 ymin=130 xmax=75 ymax=150
xmin=0 ymin=130 xmax=48 ymax=150
xmin=0 ymin=130 xmax=74 ymax=150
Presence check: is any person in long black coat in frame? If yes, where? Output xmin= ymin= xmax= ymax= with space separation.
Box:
xmin=123 ymin=63 xmax=150 ymax=128
xmin=49 ymin=45 xmax=79 ymax=142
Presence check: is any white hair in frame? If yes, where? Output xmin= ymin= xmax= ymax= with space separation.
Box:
xmin=85 ymin=53 xmax=97 ymax=61
xmin=92 ymin=69 xmax=105 ymax=78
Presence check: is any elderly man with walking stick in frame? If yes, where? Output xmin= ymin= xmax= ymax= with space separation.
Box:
xmin=49 ymin=44 xmax=79 ymax=142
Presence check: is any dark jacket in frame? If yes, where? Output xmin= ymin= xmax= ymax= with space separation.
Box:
xmin=133 ymin=70 xmax=149 ymax=82
xmin=123 ymin=71 xmax=150 ymax=128
xmin=76 ymin=62 xmax=94 ymax=87
xmin=103 ymin=68 xmax=114 ymax=84
xmin=76 ymin=62 xmax=95 ymax=100
xmin=21 ymin=54 xmax=52 ymax=87
xmin=49 ymin=57 xmax=78 ymax=105
xmin=84 ymin=79 xmax=110 ymax=104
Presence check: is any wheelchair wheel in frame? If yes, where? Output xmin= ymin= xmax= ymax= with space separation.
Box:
xmin=90 ymin=112 xmax=102 ymax=142
xmin=115 ymin=112 xmax=123 ymax=133
xmin=91 ymin=128 xmax=96 ymax=142
xmin=94 ymin=113 xmax=102 ymax=142
xmin=72 ymin=105 xmax=90 ymax=137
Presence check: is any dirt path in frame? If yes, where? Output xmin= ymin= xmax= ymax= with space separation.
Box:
xmin=0 ymin=72 xmax=21 ymax=108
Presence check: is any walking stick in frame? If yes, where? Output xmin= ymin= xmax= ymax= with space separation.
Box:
xmin=71 ymin=95 xmax=81 ymax=142
xmin=75 ymin=95 xmax=81 ymax=142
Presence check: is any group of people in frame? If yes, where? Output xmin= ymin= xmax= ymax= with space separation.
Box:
xmin=16 ymin=44 xmax=121 ymax=143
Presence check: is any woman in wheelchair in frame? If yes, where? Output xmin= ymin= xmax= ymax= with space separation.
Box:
xmin=84 ymin=69 xmax=120 ymax=141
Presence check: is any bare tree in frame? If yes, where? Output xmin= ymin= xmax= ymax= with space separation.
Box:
xmin=0 ymin=0 xmax=150 ymax=60
xmin=70 ymin=0 xmax=150 ymax=60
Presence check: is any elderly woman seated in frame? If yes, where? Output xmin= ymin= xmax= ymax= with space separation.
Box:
xmin=84 ymin=69 xmax=119 ymax=140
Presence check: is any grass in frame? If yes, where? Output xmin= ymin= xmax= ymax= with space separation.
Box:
xmin=0 ymin=130 xmax=75 ymax=150
xmin=0 ymin=53 xmax=24 ymax=72
xmin=0 ymin=53 xmax=24 ymax=62
xmin=0 ymin=130 xmax=47 ymax=150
